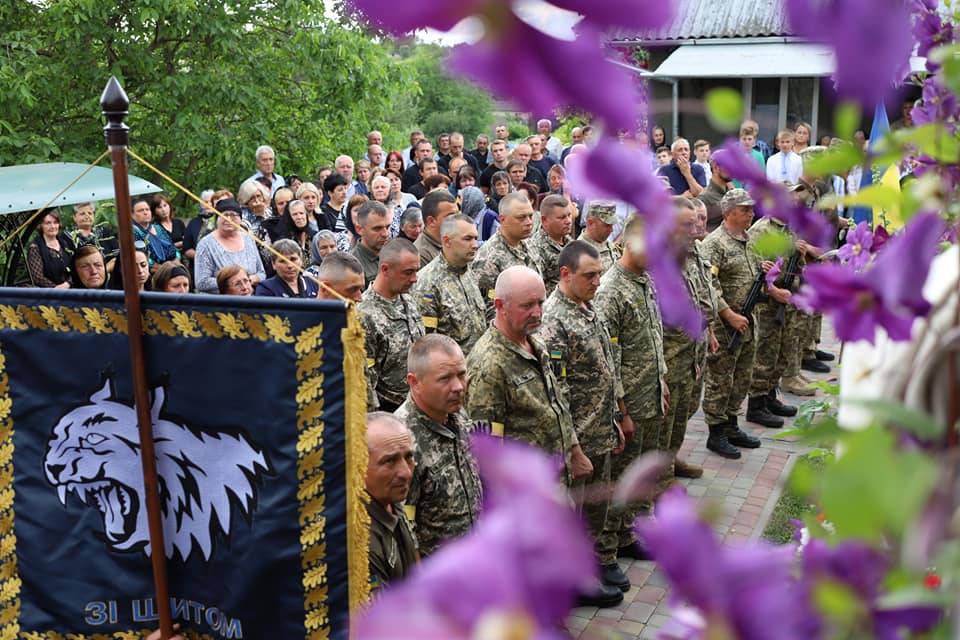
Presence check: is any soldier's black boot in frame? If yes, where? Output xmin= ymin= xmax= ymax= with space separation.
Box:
xmin=746 ymin=395 xmax=784 ymax=428
xmin=707 ymin=420 xmax=741 ymax=459
xmin=726 ymin=415 xmax=762 ymax=448
xmin=801 ymin=357 xmax=830 ymax=373
xmin=767 ymin=388 xmax=798 ymax=417
xmin=601 ymin=563 xmax=631 ymax=592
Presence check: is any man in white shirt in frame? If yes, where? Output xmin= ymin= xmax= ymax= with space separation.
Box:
xmin=537 ymin=119 xmax=564 ymax=162
xmin=765 ymin=130 xmax=803 ymax=185
xmin=248 ymin=145 xmax=285 ymax=195
xmin=693 ymin=139 xmax=712 ymax=183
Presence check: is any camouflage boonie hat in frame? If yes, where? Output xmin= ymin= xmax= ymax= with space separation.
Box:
xmin=587 ymin=200 xmax=618 ymax=224
xmin=720 ymin=188 xmax=755 ymax=211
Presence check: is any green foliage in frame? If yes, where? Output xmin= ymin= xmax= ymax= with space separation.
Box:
xmin=763 ymin=453 xmax=825 ymax=544
xmin=392 ymin=44 xmax=494 ymax=145
xmin=0 ymin=0 xmax=414 ymax=193
xmin=554 ymin=116 xmax=589 ymax=146
xmin=507 ymin=119 xmax=531 ymax=141
xmin=833 ymin=102 xmax=862 ymax=142
xmin=705 ymin=88 xmax=743 ymax=132
xmin=803 ymin=144 xmax=864 ymax=178
xmin=752 ymin=228 xmax=793 ymax=258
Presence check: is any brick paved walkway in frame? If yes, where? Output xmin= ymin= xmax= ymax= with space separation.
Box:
xmin=566 ymin=332 xmax=838 ymax=639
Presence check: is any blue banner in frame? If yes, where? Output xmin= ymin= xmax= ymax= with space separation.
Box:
xmin=0 ymin=288 xmax=368 ymax=639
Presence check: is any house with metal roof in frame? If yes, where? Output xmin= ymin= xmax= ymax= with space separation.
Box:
xmin=608 ymin=0 xmax=922 ymax=146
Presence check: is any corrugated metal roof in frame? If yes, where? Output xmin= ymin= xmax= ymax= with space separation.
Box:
xmin=609 ymin=0 xmax=794 ymax=42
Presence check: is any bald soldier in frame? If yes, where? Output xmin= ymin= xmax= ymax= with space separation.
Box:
xmin=314 ymin=251 xmax=366 ymax=302
xmin=577 ymin=201 xmax=621 ymax=274
xmin=397 ymin=335 xmax=481 ymax=557
xmin=358 ymin=239 xmax=425 ymax=412
xmin=465 ymin=265 xmax=622 ymax=608
xmin=413 ymin=214 xmax=487 ymax=355
xmin=365 ymin=411 xmax=418 ymax=592
xmin=470 ymin=192 xmax=541 ymax=313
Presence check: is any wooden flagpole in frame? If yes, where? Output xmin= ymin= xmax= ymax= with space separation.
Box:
xmin=100 ymin=76 xmax=175 ymax=640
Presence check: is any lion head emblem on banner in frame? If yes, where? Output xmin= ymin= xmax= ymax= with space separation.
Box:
xmin=43 ymin=380 xmax=271 ymax=562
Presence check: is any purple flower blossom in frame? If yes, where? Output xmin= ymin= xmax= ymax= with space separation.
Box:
xmin=765 ymin=257 xmax=783 ymax=289
xmin=837 ymin=222 xmax=875 ymax=271
xmin=357 ymin=436 xmax=595 ymax=639
xmin=612 ymin=451 xmax=671 ymax=506
xmin=802 ymin=539 xmax=942 ymax=638
xmin=911 ymin=0 xmax=954 ymax=59
xmin=636 ymin=489 xmax=815 ymax=640
xmin=565 ymin=140 xmax=704 ymax=335
xmin=794 ymin=212 xmax=946 ymax=342
xmin=715 ymin=141 xmax=835 ymax=248
xmin=347 ymin=0 xmax=672 ymax=132
xmin=910 ymin=78 xmax=960 ymax=130
xmin=785 ymin=0 xmax=915 ymax=107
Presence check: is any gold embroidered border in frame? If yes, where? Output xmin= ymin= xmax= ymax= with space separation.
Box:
xmin=0 ymin=303 xmax=358 ymax=640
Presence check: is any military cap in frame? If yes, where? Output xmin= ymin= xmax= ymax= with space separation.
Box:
xmin=587 ymin=201 xmax=618 ymax=224
xmin=720 ymin=188 xmax=755 ymax=212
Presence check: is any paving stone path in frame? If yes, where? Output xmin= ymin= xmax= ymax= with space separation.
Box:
xmin=565 ymin=330 xmax=839 ymax=639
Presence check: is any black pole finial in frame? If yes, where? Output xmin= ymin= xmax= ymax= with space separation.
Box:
xmin=100 ymin=76 xmax=130 ymax=147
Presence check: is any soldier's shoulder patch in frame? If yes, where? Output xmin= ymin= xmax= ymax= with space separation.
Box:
xmin=403 ymin=504 xmax=416 ymax=522
xmin=366 ymin=358 xmax=376 ymax=368
xmin=550 ymin=350 xmax=562 ymax=359
xmin=710 ymin=264 xmax=719 ymax=275
xmin=487 ymin=289 xmax=496 ymax=300
xmin=420 ymin=292 xmax=434 ymax=300
xmin=422 ymin=316 xmax=438 ymax=329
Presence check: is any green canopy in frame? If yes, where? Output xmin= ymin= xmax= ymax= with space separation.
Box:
xmin=0 ymin=162 xmax=162 ymax=215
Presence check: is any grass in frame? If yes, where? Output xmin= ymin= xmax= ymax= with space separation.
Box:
xmin=761 ymin=454 xmax=825 ymax=545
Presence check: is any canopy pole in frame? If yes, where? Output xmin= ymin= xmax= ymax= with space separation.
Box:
xmin=100 ymin=76 xmax=174 ymax=640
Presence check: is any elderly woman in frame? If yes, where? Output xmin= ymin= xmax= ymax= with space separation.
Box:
xmin=27 ymin=210 xmax=75 ymax=288
xmin=308 ymin=230 xmax=338 ymax=272
xmin=487 ymin=170 xmax=512 ymax=212
xmin=193 ymin=198 xmax=266 ymax=294
xmin=255 ymin=239 xmax=319 ymax=298
xmin=238 ymin=179 xmax=274 ymax=269
xmin=69 ymin=245 xmax=108 ymax=289
xmin=216 ymin=265 xmax=253 ymax=296
xmin=271 ymin=186 xmax=295 ymax=220
xmin=276 ymin=199 xmax=316 ymax=266
xmin=152 ymin=261 xmax=191 ymax=293
xmin=460 ymin=186 xmax=499 ymax=243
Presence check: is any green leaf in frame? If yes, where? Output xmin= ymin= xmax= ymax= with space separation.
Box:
xmin=834 ymin=102 xmax=861 ymax=141
xmin=803 ymin=143 xmax=864 ymax=177
xmin=930 ymin=43 xmax=960 ymax=96
xmin=705 ymin=88 xmax=743 ymax=132
xmin=752 ymin=228 xmax=792 ymax=258
xmin=826 ymin=184 xmax=901 ymax=212
xmin=842 ymin=398 xmax=945 ymax=439
xmin=813 ymin=579 xmax=866 ymax=627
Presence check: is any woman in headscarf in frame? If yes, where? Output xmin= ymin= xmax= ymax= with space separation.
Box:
xmin=459 ymin=186 xmax=499 ymax=243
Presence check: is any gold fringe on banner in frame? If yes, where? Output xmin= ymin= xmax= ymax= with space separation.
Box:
xmin=342 ymin=305 xmax=371 ymax=624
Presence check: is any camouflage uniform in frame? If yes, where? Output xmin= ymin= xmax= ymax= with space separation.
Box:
xmin=528 ymin=228 xmax=570 ymax=295
xmin=539 ymin=287 xmax=620 ymax=564
xmin=367 ymin=498 xmax=418 ymax=593
xmin=594 ymin=263 xmax=666 ymax=549
xmin=470 ymin=231 xmax=540 ymax=314
xmin=398 ymin=398 xmax=482 ymax=557
xmin=414 ymin=230 xmax=442 ymax=269
xmin=580 ymin=201 xmax=621 ymax=275
xmin=689 ymin=241 xmax=720 ymax=414
xmin=700 ymin=225 xmax=762 ymax=426
xmin=465 ymin=325 xmax=579 ymax=484
xmin=577 ymin=231 xmax=620 ymax=275
xmin=351 ymin=242 xmax=380 ymax=289
xmin=358 ymin=288 xmax=425 ymax=410
xmin=662 ymin=244 xmax=719 ymax=465
xmin=413 ymin=253 xmax=487 ymax=356
xmin=747 ymin=217 xmax=800 ymax=396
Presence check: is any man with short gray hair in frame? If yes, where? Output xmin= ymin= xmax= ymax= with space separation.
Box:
xmin=537 ymin=118 xmax=564 ymax=162
xmin=315 ymin=251 xmax=365 ymax=303
xmin=413 ymin=214 xmax=486 ymax=355
xmin=352 ymin=201 xmax=394 ymax=287
xmin=470 ymin=192 xmax=541 ymax=311
xmin=397 ymin=335 xmax=481 ymax=557
xmin=249 ymin=144 xmax=284 ymax=195
xmin=657 ymin=137 xmax=706 ymax=197
xmin=358 ymin=238 xmax=425 ymax=412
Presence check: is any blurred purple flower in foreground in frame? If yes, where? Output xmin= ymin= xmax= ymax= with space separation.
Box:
xmin=785 ymin=0 xmax=915 ymax=107
xmin=765 ymin=257 xmax=784 ymax=289
xmin=911 ymin=0 xmax=954 ymax=60
xmin=802 ymin=539 xmax=942 ymax=638
xmin=715 ymin=142 xmax=834 ymax=248
xmin=837 ymin=222 xmax=875 ymax=271
xmin=357 ymin=436 xmax=594 ymax=640
xmin=794 ymin=212 xmax=946 ymax=342
xmin=347 ymin=0 xmax=672 ymax=132
xmin=636 ymin=488 xmax=814 ymax=640
xmin=565 ymin=140 xmax=704 ymax=336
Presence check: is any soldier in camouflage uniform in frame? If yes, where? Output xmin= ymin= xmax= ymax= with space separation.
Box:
xmin=414 ymin=190 xmax=459 ymax=268
xmin=577 ymin=201 xmax=621 ymax=274
xmin=528 ymin=194 xmax=573 ymax=295
xmin=662 ymin=199 xmax=717 ymax=480
xmin=700 ymin=189 xmax=763 ymax=459
xmin=466 ymin=264 xmax=622 ymax=608
xmin=358 ymin=238 xmax=425 ymax=412
xmin=351 ymin=201 xmax=394 ymax=288
xmin=539 ymin=240 xmax=631 ymax=592
xmin=397 ymin=335 xmax=481 ymax=557
xmin=746 ymin=215 xmax=801 ymax=426
xmin=470 ymin=192 xmax=541 ymax=315
xmin=594 ymin=215 xmax=667 ymax=559
xmin=365 ymin=412 xmax=419 ymax=593
xmin=413 ymin=214 xmax=487 ymax=356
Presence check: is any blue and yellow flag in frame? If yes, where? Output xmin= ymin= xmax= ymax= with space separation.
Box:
xmin=0 ymin=289 xmax=368 ymax=638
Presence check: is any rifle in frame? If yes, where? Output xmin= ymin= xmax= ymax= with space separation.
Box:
xmin=727 ymin=269 xmax=766 ymax=352
xmin=774 ymin=251 xmax=802 ymax=325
